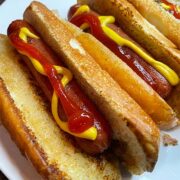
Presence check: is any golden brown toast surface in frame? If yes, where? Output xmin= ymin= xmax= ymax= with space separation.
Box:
xmin=0 ymin=35 xmax=121 ymax=180
xmin=127 ymin=0 xmax=180 ymax=49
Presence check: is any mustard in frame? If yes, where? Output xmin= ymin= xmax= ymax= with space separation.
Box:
xmin=19 ymin=27 xmax=97 ymax=140
xmin=72 ymin=5 xmax=90 ymax=18
xmin=72 ymin=5 xmax=90 ymax=30
xmin=19 ymin=27 xmax=39 ymax=43
xmin=161 ymin=2 xmax=180 ymax=12
xmin=160 ymin=3 xmax=171 ymax=10
xmin=75 ymin=5 xmax=179 ymax=86
xmin=99 ymin=16 xmax=179 ymax=85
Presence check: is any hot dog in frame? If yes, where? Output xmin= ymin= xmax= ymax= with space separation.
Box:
xmin=0 ymin=1 xmax=160 ymax=175
xmin=77 ymin=0 xmax=180 ymax=72
xmin=0 ymin=35 xmax=120 ymax=179
xmin=68 ymin=0 xmax=180 ymax=129
xmin=7 ymin=20 xmax=111 ymax=155
xmin=126 ymin=0 xmax=180 ymax=49
xmin=68 ymin=4 xmax=172 ymax=99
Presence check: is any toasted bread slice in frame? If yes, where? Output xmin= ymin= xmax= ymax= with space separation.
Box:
xmin=167 ymin=84 xmax=180 ymax=120
xmin=127 ymin=0 xmax=180 ymax=49
xmin=0 ymin=35 xmax=121 ymax=179
xmin=23 ymin=1 xmax=160 ymax=174
xmin=79 ymin=0 xmax=180 ymax=75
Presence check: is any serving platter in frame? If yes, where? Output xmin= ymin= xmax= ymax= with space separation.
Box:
xmin=0 ymin=0 xmax=179 ymax=180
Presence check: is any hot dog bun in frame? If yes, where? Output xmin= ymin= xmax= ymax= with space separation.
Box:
xmin=167 ymin=84 xmax=180 ymax=120
xmin=78 ymin=0 xmax=180 ymax=128
xmin=126 ymin=0 xmax=180 ymax=49
xmin=0 ymin=35 xmax=121 ymax=179
xmin=20 ymin=1 xmax=160 ymax=174
xmin=78 ymin=0 xmax=180 ymax=74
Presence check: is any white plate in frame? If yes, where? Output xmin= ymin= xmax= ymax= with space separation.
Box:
xmin=0 ymin=0 xmax=179 ymax=180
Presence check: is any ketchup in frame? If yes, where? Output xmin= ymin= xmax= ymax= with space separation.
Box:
xmin=161 ymin=0 xmax=180 ymax=19
xmin=69 ymin=10 xmax=171 ymax=98
xmin=8 ymin=23 xmax=95 ymax=134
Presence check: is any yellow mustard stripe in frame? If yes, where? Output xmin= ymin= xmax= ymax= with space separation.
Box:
xmin=75 ymin=5 xmax=179 ymax=86
xmin=161 ymin=2 xmax=180 ymax=12
xmin=160 ymin=3 xmax=171 ymax=10
xmin=99 ymin=16 xmax=179 ymax=85
xmin=52 ymin=91 xmax=97 ymax=140
xmin=19 ymin=27 xmax=97 ymax=140
xmin=72 ymin=5 xmax=90 ymax=18
xmin=80 ymin=23 xmax=90 ymax=30
xmin=19 ymin=27 xmax=39 ymax=43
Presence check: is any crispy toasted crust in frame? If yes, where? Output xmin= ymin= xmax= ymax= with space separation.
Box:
xmin=127 ymin=0 xmax=180 ymax=49
xmin=167 ymin=84 xmax=180 ymax=120
xmin=79 ymin=0 xmax=180 ymax=75
xmin=23 ymin=1 xmax=160 ymax=174
xmin=0 ymin=35 xmax=121 ymax=180
xmin=78 ymin=0 xmax=180 ymax=128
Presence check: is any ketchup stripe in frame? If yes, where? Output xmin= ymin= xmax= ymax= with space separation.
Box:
xmin=9 ymin=30 xmax=94 ymax=133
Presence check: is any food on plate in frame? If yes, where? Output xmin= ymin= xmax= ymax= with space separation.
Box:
xmin=126 ymin=0 xmax=180 ymax=49
xmin=68 ymin=0 xmax=180 ymax=129
xmin=0 ymin=35 xmax=121 ymax=179
xmin=8 ymin=19 xmax=112 ymax=155
xmin=0 ymin=1 xmax=160 ymax=176
xmin=76 ymin=0 xmax=180 ymax=73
